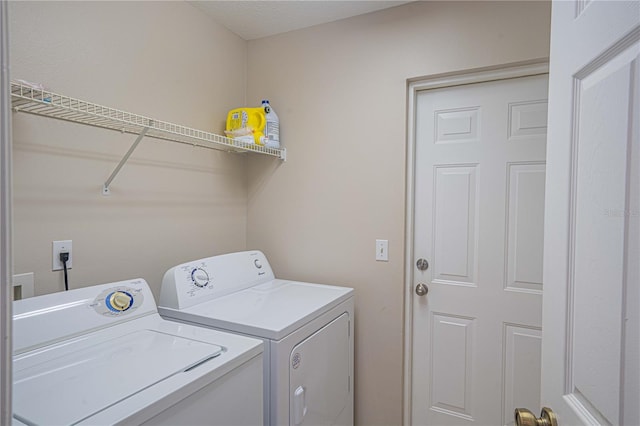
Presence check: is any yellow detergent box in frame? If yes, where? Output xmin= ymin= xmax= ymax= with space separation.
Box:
xmin=225 ymin=107 xmax=266 ymax=145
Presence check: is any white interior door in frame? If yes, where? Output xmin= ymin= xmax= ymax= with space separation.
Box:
xmin=410 ymin=73 xmax=548 ymax=425
xmin=541 ymin=1 xmax=639 ymax=425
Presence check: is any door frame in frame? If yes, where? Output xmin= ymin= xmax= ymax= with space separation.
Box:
xmin=0 ymin=0 xmax=12 ymax=423
xmin=402 ymin=59 xmax=549 ymax=425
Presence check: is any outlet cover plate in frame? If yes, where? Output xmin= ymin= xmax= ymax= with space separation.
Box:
xmin=13 ymin=272 xmax=35 ymax=300
xmin=52 ymin=240 xmax=72 ymax=271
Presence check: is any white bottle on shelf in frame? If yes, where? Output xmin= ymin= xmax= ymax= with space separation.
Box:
xmin=261 ymin=99 xmax=280 ymax=149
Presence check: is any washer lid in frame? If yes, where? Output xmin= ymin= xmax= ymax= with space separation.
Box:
xmin=13 ymin=329 xmax=223 ymax=425
xmin=173 ymin=279 xmax=353 ymax=340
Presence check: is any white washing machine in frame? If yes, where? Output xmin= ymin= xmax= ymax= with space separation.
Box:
xmin=12 ymin=278 xmax=264 ymax=426
xmin=158 ymin=250 xmax=354 ymax=426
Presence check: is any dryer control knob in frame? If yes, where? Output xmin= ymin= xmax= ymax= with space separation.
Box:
xmin=109 ymin=291 xmax=132 ymax=311
xmin=191 ymin=268 xmax=210 ymax=287
xmin=254 ymin=259 xmax=262 ymax=269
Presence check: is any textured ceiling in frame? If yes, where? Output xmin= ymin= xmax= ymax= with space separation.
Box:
xmin=189 ymin=1 xmax=413 ymax=40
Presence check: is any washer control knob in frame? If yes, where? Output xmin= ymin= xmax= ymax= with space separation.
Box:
xmin=191 ymin=268 xmax=210 ymax=287
xmin=254 ymin=259 xmax=263 ymax=269
xmin=109 ymin=291 xmax=133 ymax=311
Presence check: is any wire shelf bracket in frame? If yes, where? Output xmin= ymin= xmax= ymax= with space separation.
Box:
xmin=102 ymin=125 xmax=151 ymax=196
xmin=10 ymin=80 xmax=287 ymax=195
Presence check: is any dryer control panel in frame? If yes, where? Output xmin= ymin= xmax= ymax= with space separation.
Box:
xmin=174 ymin=261 xmax=216 ymax=300
xmin=159 ymin=250 xmax=276 ymax=310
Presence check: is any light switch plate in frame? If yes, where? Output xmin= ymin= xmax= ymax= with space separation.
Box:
xmin=376 ymin=239 xmax=389 ymax=261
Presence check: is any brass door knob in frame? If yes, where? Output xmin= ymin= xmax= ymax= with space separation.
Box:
xmin=514 ymin=407 xmax=557 ymax=426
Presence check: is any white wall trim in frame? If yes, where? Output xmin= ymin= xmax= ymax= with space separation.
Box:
xmin=0 ymin=0 xmax=12 ymax=423
xmin=402 ymin=59 xmax=549 ymax=425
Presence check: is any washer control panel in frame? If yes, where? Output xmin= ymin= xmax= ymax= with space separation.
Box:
xmin=91 ymin=285 xmax=144 ymax=316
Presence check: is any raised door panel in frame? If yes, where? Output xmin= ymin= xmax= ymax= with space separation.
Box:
xmin=430 ymin=314 xmax=475 ymax=421
xmin=568 ymin=42 xmax=639 ymax=425
xmin=502 ymin=325 xmax=542 ymax=426
xmin=435 ymin=107 xmax=481 ymax=144
xmin=508 ymin=101 xmax=548 ymax=141
xmin=505 ymin=163 xmax=546 ymax=293
xmin=432 ymin=165 xmax=478 ymax=287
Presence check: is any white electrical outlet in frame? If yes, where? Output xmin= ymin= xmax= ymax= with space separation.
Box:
xmin=376 ymin=239 xmax=389 ymax=261
xmin=52 ymin=240 xmax=72 ymax=271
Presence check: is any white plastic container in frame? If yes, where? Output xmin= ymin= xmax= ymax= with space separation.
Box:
xmin=261 ymin=100 xmax=280 ymax=149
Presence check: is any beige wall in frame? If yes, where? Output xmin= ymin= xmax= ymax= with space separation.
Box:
xmin=246 ymin=2 xmax=551 ymax=425
xmin=10 ymin=1 xmax=248 ymax=299
xmin=9 ymin=1 xmax=550 ymax=425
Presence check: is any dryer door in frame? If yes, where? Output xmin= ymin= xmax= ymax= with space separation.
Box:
xmin=289 ymin=313 xmax=351 ymax=426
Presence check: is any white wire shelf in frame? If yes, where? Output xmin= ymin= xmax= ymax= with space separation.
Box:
xmin=11 ymin=81 xmax=285 ymax=160
xmin=11 ymin=80 xmax=286 ymax=195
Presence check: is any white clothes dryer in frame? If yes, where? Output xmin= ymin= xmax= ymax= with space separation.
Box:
xmin=12 ymin=278 xmax=264 ymax=426
xmin=158 ymin=250 xmax=354 ymax=426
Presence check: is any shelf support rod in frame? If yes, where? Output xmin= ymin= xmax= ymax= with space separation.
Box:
xmin=102 ymin=126 xmax=150 ymax=195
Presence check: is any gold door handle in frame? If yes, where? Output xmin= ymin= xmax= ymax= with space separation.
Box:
xmin=514 ymin=407 xmax=557 ymax=426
